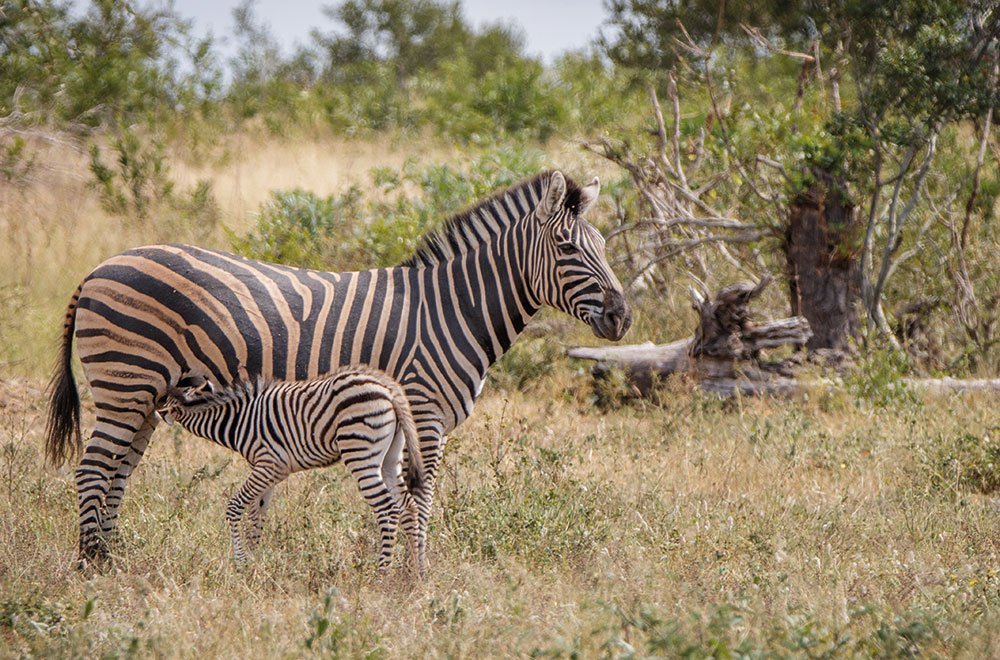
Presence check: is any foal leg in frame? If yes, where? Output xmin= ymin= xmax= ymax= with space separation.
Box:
xmin=381 ymin=425 xmax=424 ymax=576
xmin=343 ymin=425 xmax=401 ymax=571
xmin=244 ymin=484 xmax=275 ymax=552
xmin=226 ymin=462 xmax=286 ymax=565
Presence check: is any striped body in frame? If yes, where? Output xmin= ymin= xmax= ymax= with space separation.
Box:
xmin=158 ymin=367 xmax=426 ymax=570
xmin=46 ymin=170 xmax=633 ymax=566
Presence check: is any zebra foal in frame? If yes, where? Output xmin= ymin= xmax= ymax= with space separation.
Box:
xmin=156 ymin=366 xmax=427 ymax=573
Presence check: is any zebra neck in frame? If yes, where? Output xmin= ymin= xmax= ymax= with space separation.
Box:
xmin=447 ymin=222 xmax=540 ymax=375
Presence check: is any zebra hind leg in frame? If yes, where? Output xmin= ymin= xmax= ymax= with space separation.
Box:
xmin=227 ymin=462 xmax=286 ymax=566
xmin=101 ymin=412 xmax=159 ymax=545
xmin=75 ymin=407 xmax=151 ymax=564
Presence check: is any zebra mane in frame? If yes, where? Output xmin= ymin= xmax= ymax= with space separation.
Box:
xmin=401 ymin=170 xmax=585 ymax=268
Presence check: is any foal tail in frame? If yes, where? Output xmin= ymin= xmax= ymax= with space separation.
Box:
xmin=390 ymin=388 xmax=426 ymax=494
xmin=45 ymin=285 xmax=83 ymax=468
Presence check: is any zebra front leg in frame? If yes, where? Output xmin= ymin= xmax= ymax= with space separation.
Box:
xmin=397 ymin=493 xmax=425 ymax=577
xmin=244 ymin=485 xmax=275 ymax=552
xmin=227 ymin=463 xmax=285 ymax=566
xmin=404 ymin=422 xmax=444 ymax=576
xmin=399 ymin=478 xmax=433 ymax=576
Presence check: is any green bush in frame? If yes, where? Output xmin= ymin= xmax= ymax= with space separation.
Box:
xmin=844 ymin=341 xmax=917 ymax=410
xmin=421 ymin=55 xmax=569 ymax=143
xmin=920 ymin=431 xmax=1000 ymax=496
xmin=440 ymin=437 xmax=611 ymax=567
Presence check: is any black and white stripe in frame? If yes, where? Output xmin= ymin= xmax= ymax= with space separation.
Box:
xmin=157 ymin=367 xmax=426 ymax=571
xmin=45 ymin=169 xmax=632 ymax=566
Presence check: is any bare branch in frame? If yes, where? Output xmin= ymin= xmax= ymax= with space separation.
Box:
xmin=740 ymin=24 xmax=815 ymax=62
xmin=667 ymin=68 xmax=686 ymax=188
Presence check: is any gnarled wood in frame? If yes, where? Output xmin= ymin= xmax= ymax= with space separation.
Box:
xmin=569 ymin=278 xmax=813 ymax=396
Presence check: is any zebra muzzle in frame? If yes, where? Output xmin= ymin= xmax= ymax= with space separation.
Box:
xmin=591 ymin=290 xmax=632 ymax=341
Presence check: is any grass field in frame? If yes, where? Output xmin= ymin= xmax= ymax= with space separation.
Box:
xmin=3 ymin=376 xmax=1000 ymax=658
xmin=2 ymin=135 xmax=999 ymax=658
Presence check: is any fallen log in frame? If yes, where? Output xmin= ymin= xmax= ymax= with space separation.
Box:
xmin=905 ymin=378 xmax=1000 ymax=393
xmin=568 ymin=278 xmax=814 ymax=396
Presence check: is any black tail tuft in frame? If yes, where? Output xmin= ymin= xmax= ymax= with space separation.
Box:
xmin=406 ymin=459 xmax=423 ymax=494
xmin=45 ymin=293 xmax=81 ymax=468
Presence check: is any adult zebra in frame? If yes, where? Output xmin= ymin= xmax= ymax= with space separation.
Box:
xmin=46 ymin=170 xmax=632 ymax=563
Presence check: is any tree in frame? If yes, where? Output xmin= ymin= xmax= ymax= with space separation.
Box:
xmin=312 ymin=0 xmax=523 ymax=87
xmin=599 ymin=0 xmax=1000 ymax=355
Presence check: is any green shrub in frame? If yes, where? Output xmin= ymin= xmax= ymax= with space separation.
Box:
xmin=304 ymin=588 xmax=387 ymax=658
xmin=920 ymin=431 xmax=1000 ymax=496
xmin=440 ymin=438 xmax=611 ymax=567
xmin=88 ymin=127 xmax=220 ymax=235
xmin=533 ymin=601 xmax=947 ymax=659
xmin=489 ymin=337 xmax=562 ymax=392
xmin=844 ymin=341 xmax=918 ymax=410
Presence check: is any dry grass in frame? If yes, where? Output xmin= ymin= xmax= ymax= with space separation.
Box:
xmin=2 ymin=373 xmax=1000 ymax=658
xmin=168 ymin=134 xmax=456 ymax=235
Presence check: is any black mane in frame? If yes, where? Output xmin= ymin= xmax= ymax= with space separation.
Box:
xmin=401 ymin=170 xmax=583 ymax=268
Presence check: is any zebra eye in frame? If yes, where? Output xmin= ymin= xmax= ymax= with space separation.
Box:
xmin=557 ymin=242 xmax=579 ymax=255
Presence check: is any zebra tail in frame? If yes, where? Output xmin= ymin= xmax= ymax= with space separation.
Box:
xmin=45 ymin=285 xmax=83 ymax=468
xmin=393 ymin=390 xmax=425 ymax=493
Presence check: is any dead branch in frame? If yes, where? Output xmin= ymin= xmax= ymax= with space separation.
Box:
xmin=740 ymin=24 xmax=815 ymax=62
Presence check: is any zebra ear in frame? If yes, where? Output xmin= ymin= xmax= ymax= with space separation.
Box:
xmin=537 ymin=170 xmax=567 ymax=223
xmin=156 ymin=409 xmax=175 ymax=426
xmin=577 ymin=176 xmax=600 ymax=215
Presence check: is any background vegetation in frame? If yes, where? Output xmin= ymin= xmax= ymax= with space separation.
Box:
xmin=2 ymin=0 xmax=1000 ymax=657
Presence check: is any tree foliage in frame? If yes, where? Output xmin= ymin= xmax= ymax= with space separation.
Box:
xmin=598 ymin=0 xmax=1000 ymax=366
xmin=0 ymin=0 xmax=200 ymax=126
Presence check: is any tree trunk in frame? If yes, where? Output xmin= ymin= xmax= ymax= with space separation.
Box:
xmin=784 ymin=170 xmax=859 ymax=351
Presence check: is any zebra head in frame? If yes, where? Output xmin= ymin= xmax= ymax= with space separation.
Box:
xmin=531 ymin=171 xmax=632 ymax=341
xmin=156 ymin=379 xmax=216 ymax=425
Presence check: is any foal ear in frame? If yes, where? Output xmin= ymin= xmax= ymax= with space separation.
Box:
xmin=156 ymin=409 xmax=176 ymax=426
xmin=537 ymin=170 xmax=567 ymax=223
xmin=577 ymin=176 xmax=600 ymax=215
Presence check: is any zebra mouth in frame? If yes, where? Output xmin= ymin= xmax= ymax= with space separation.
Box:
xmin=590 ymin=312 xmax=630 ymax=341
